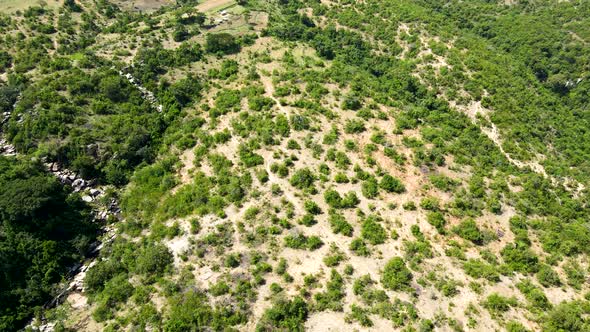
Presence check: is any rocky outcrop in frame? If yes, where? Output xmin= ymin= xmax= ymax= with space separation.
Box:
xmin=119 ymin=69 xmax=163 ymax=112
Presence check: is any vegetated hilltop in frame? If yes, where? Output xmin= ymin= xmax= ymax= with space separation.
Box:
xmin=1 ymin=0 xmax=589 ymax=331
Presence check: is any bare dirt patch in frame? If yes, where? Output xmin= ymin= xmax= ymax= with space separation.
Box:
xmin=111 ymin=0 xmax=174 ymax=12
xmin=0 ymin=0 xmax=60 ymax=13
xmin=197 ymin=0 xmax=235 ymax=13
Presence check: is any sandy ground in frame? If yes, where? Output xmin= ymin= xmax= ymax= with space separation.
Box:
xmin=53 ymin=21 xmax=588 ymax=332
xmin=178 ymin=147 xmax=196 ymax=184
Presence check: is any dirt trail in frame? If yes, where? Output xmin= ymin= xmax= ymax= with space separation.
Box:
xmin=178 ymin=147 xmax=196 ymax=184
xmin=464 ymin=101 xmax=547 ymax=175
xmin=456 ymin=100 xmax=585 ymax=194
xmin=259 ymin=74 xmax=289 ymax=116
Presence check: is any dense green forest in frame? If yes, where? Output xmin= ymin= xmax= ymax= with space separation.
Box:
xmin=0 ymin=0 xmax=589 ymax=331
xmin=0 ymin=157 xmax=96 ymax=330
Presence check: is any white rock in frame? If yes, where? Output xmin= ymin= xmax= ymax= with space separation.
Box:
xmin=90 ymin=188 xmax=102 ymax=197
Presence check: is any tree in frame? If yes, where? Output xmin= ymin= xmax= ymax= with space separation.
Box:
xmin=64 ymin=0 xmax=82 ymax=12
xmin=0 ymin=85 xmax=20 ymax=113
xmin=173 ymin=25 xmax=190 ymax=42
xmin=99 ymin=74 xmax=128 ymax=102
xmin=290 ymin=168 xmax=315 ymax=190
xmin=134 ymin=243 xmax=173 ymax=276
xmin=0 ymin=51 xmax=12 ymax=73
xmin=167 ymin=75 xmax=202 ymax=107
xmin=0 ymin=157 xmax=96 ymax=331
xmin=342 ymin=93 xmax=362 ymax=110
xmin=194 ymin=12 xmax=206 ymax=26
xmin=206 ymin=33 xmax=240 ymax=55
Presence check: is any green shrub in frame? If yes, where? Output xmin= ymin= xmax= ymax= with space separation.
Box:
xmin=256 ymin=169 xmax=269 ymax=183
xmin=350 ymin=238 xmax=370 ymax=256
xmin=209 ymin=281 xmax=230 ymax=296
xmin=379 ymin=175 xmax=405 ymax=193
xmin=298 ymin=214 xmax=317 ymax=227
xmin=100 ymin=273 xmax=134 ymax=305
xmin=501 ymin=243 xmax=539 ymax=273
xmin=505 ymin=321 xmax=529 ymax=332
xmin=563 ymin=260 xmax=586 ymax=289
xmin=290 ymin=168 xmax=316 ymax=190
xmin=256 ymin=296 xmax=309 ymax=331
xmin=353 ymin=275 xmax=389 ymax=305
xmin=164 ymin=290 xmax=245 ymax=331
xmin=361 ymin=216 xmax=387 ymax=245
xmin=536 ymin=264 xmax=561 ymax=287
xmin=323 ymin=244 xmax=346 ymax=267
xmin=134 ymin=243 xmax=173 ymax=276
xmin=344 ymin=119 xmax=366 ymax=134
xmin=403 ymin=201 xmax=417 ymax=210
xmin=324 ymin=189 xmax=359 ymax=209
xmin=462 ymin=259 xmax=500 ymax=282
xmin=276 ymin=258 xmax=288 ymax=275
xmin=314 ymin=270 xmax=345 ymax=311
xmin=287 ymin=139 xmax=301 ymax=150
xmin=340 ymin=191 xmax=360 ymax=208
xmin=429 ymin=174 xmax=458 ymax=191
xmin=381 ymin=257 xmax=412 ymax=291
xmin=244 ymin=206 xmax=260 ymax=221
xmin=345 ymin=304 xmax=373 ymax=327
xmin=225 ymin=253 xmax=242 ymax=268
xmin=483 ymin=293 xmax=517 ymax=316
xmin=543 ymin=301 xmax=590 ymax=332
xmin=284 ymin=233 xmax=323 ymax=250
xmin=426 ymin=211 xmax=446 ymax=233
xmin=453 ymin=219 xmax=484 ymax=244
xmin=435 ymin=278 xmax=460 ymax=297
xmin=290 ymin=114 xmax=310 ymax=131
xmin=239 ymin=145 xmax=264 ymax=168
xmin=516 ymin=279 xmax=551 ymax=310
xmin=403 ymin=239 xmax=433 ymax=265
xmin=420 ymin=197 xmax=440 ymax=211
xmin=329 ymin=212 xmax=354 ymax=236
xmin=384 ymin=146 xmax=406 ymax=164
xmin=361 ymin=177 xmax=379 ymax=198
xmin=419 ymin=319 xmax=435 ymax=332
xmin=334 ymin=172 xmax=349 ymax=183
xmin=304 ymin=201 xmax=322 ymax=215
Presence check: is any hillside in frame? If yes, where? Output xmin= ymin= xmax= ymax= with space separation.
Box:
xmin=1 ymin=0 xmax=590 ymax=331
